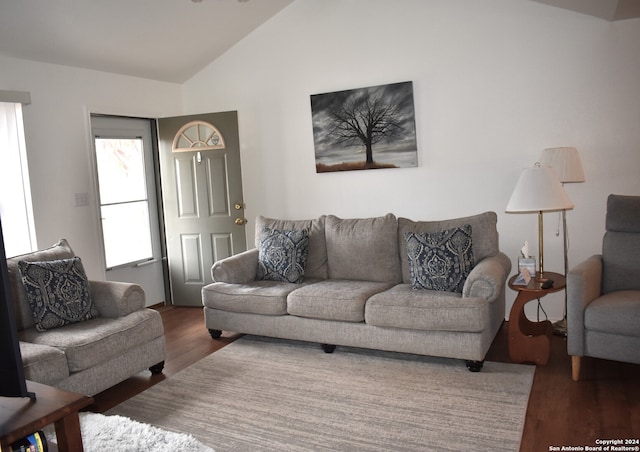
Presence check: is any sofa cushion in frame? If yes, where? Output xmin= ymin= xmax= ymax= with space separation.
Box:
xmin=19 ymin=308 xmax=164 ymax=373
xmin=404 ymin=225 xmax=474 ymax=293
xmin=325 ymin=214 xmax=402 ymax=284
xmin=256 ymin=216 xmax=328 ymax=280
xmin=287 ymin=280 xmax=392 ymax=322
xmin=18 ymin=257 xmax=100 ymax=332
xmin=584 ymin=291 xmax=640 ymax=337
xmin=202 ymin=280 xmax=313 ymax=315
xmin=257 ymin=228 xmax=309 ymax=283
xmin=398 ymin=212 xmax=498 ymax=284
xmin=365 ymin=284 xmax=488 ymax=332
xmin=19 ymin=341 xmax=69 ymax=386
xmin=7 ymin=239 xmax=76 ymax=331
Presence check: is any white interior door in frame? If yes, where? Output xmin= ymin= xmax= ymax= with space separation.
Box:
xmin=91 ymin=115 xmax=167 ymax=307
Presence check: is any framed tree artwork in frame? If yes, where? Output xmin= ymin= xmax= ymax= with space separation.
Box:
xmin=310 ymin=81 xmax=418 ymax=173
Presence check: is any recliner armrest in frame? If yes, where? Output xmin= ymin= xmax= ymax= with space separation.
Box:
xmin=90 ymin=280 xmax=145 ymax=318
xmin=211 ymin=248 xmax=259 ymax=284
xmin=462 ymin=252 xmax=511 ymax=302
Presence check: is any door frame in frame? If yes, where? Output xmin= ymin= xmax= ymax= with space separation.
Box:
xmin=88 ymin=113 xmax=172 ymax=306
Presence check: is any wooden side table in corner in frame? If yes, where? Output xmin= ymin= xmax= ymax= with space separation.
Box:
xmin=0 ymin=381 xmax=92 ymax=452
xmin=507 ymin=271 xmax=566 ymax=366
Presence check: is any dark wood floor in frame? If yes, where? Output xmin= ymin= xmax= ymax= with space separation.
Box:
xmin=89 ymin=306 xmax=640 ymax=451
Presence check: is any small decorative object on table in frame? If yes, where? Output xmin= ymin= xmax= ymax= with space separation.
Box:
xmin=513 ymin=241 xmax=535 ymax=285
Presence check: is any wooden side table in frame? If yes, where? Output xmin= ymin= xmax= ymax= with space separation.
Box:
xmin=507 ymin=271 xmax=566 ymax=365
xmin=0 ymin=381 xmax=92 ymax=452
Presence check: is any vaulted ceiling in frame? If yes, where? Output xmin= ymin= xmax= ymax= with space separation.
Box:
xmin=0 ymin=0 xmax=293 ymax=83
xmin=0 ymin=0 xmax=637 ymax=84
xmin=533 ymin=0 xmax=640 ymax=21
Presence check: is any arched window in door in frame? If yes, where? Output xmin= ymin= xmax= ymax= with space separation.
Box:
xmin=172 ymin=121 xmax=225 ymax=152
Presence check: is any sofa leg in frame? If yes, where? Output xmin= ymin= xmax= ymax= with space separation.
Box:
xmin=571 ymin=355 xmax=581 ymax=381
xmin=149 ymin=361 xmax=165 ymax=375
xmin=465 ymin=360 xmax=484 ymax=372
xmin=209 ymin=329 xmax=222 ymax=339
xmin=321 ymin=344 xmax=336 ymax=353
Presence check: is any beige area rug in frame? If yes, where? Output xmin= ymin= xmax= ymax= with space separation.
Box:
xmin=108 ymin=335 xmax=535 ymax=451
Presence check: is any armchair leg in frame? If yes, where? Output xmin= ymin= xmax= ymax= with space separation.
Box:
xmin=571 ymin=355 xmax=581 ymax=381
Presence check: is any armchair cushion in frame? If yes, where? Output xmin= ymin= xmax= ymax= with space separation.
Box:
xmin=18 ymin=257 xmax=99 ymax=331
xmin=602 ymin=232 xmax=640 ymax=293
xmin=19 ymin=309 xmax=163 ymax=372
xmin=584 ymin=291 xmax=640 ymax=337
xmin=602 ymin=194 xmax=640 ymax=293
xmin=19 ymin=342 xmax=69 ymax=385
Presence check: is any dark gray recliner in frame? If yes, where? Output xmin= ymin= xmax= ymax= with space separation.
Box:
xmin=567 ymin=194 xmax=640 ymax=380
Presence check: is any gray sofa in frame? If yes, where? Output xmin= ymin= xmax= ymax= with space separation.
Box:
xmin=7 ymin=239 xmax=166 ymax=396
xmin=202 ymin=212 xmax=510 ymax=370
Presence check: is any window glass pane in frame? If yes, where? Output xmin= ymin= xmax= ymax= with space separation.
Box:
xmin=100 ymin=201 xmax=153 ymax=268
xmin=0 ymin=102 xmax=36 ymax=257
xmin=95 ymin=138 xmax=146 ymax=204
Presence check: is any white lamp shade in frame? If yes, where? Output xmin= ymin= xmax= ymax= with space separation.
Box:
xmin=540 ymin=147 xmax=585 ymax=183
xmin=506 ymin=165 xmax=574 ymax=213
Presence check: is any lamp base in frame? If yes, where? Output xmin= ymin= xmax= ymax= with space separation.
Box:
xmin=535 ymin=271 xmax=549 ymax=283
xmin=553 ymin=318 xmax=567 ymax=336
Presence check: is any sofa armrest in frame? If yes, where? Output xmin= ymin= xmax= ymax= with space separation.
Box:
xmin=567 ymin=254 xmax=603 ymax=356
xmin=211 ymin=248 xmax=259 ymax=284
xmin=90 ymin=280 xmax=145 ymax=318
xmin=462 ymin=252 xmax=511 ymax=302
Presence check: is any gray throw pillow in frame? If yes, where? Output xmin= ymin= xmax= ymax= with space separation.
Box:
xmin=18 ymin=257 xmax=100 ymax=331
xmin=404 ymin=225 xmax=474 ymax=293
xmin=257 ymin=228 xmax=309 ymax=284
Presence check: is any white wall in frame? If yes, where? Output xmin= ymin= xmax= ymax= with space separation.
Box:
xmin=182 ymin=0 xmax=640 ymax=319
xmin=0 ymin=56 xmax=183 ymax=279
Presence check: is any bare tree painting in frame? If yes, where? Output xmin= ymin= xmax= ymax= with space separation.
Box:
xmin=311 ymin=81 xmax=417 ymax=173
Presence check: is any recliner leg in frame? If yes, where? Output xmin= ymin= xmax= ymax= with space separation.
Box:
xmin=571 ymin=355 xmax=581 ymax=381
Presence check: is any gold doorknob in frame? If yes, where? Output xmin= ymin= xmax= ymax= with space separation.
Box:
xmin=235 ymin=217 xmax=247 ymax=225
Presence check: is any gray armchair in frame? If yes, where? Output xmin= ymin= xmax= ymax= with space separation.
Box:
xmin=567 ymin=194 xmax=640 ymax=381
xmin=7 ymin=239 xmax=166 ymax=395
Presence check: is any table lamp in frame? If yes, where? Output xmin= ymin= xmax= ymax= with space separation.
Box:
xmin=506 ymin=163 xmax=574 ymax=280
xmin=540 ymin=147 xmax=585 ymax=334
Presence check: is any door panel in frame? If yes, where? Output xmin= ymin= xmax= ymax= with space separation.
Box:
xmin=207 ymin=155 xmax=229 ymax=215
xmin=158 ymin=111 xmax=246 ymax=306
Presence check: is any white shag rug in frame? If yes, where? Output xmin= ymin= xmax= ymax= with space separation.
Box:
xmin=45 ymin=412 xmax=214 ymax=452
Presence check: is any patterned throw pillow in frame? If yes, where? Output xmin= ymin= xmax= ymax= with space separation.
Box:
xmin=18 ymin=257 xmax=100 ymax=331
xmin=404 ymin=225 xmax=474 ymax=293
xmin=257 ymin=228 xmax=309 ymax=284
